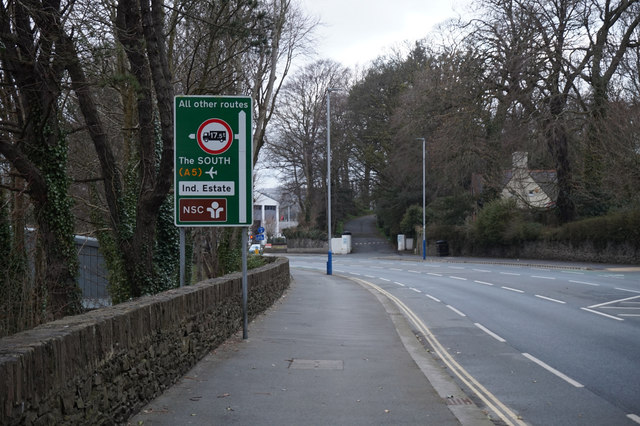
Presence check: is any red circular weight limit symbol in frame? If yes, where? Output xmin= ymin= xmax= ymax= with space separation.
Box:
xmin=196 ymin=118 xmax=233 ymax=155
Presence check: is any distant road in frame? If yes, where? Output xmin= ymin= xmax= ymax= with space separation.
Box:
xmin=343 ymin=215 xmax=395 ymax=254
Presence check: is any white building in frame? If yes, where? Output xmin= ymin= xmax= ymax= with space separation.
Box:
xmin=501 ymin=152 xmax=557 ymax=209
xmin=253 ymin=192 xmax=280 ymax=237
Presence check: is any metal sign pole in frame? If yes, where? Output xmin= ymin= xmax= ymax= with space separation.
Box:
xmin=242 ymin=227 xmax=248 ymax=339
xmin=179 ymin=228 xmax=185 ymax=287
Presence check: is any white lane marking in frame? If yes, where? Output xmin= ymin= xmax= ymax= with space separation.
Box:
xmin=351 ymin=278 xmax=526 ymax=426
xmin=475 ymin=323 xmax=506 ymax=342
xmin=617 ymin=287 xmax=640 ymax=294
xmin=560 ymin=270 xmax=584 ymax=275
xmin=627 ymin=414 xmax=640 ymax=424
xmin=427 ymin=273 xmax=443 ymax=277
xmin=410 ymin=287 xmax=422 ymax=293
xmin=532 ymin=275 xmax=555 ymax=280
xmin=449 ymin=276 xmax=467 ymax=281
xmin=408 ymin=270 xmax=420 ymax=273
xmin=619 ymin=314 xmax=640 ymax=317
xmin=474 ymin=280 xmax=494 ymax=286
xmin=502 ymin=286 xmax=524 ymax=293
xmin=522 ymin=353 xmax=584 ymax=388
xmin=569 ymin=279 xmax=599 ymax=287
xmin=379 ymin=277 xmax=390 ymax=282
xmin=473 ymin=268 xmax=491 ymax=273
xmin=350 ymin=272 xmax=361 ymax=276
xmin=535 ymin=295 xmax=566 ymax=304
xmin=580 ymin=307 xmax=624 ymax=321
xmin=449 ymin=266 xmax=465 ymax=269
xmin=365 ymin=275 xmax=375 ymax=278
xmin=394 ymin=282 xmax=406 ymax=287
xmin=589 ymin=294 xmax=640 ymax=309
xmin=500 ymin=272 xmax=521 ymax=276
xmin=426 ymin=294 xmax=441 ymax=302
xmin=447 ymin=305 xmax=466 ymax=317
xmin=390 ymin=268 xmax=402 ymax=271
xmin=334 ymin=269 xmax=345 ymax=273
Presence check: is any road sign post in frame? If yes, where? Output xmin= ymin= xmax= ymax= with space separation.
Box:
xmin=174 ymin=95 xmax=252 ymax=227
xmin=174 ymin=95 xmax=253 ymax=339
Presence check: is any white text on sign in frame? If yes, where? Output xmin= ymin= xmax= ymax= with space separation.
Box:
xmin=179 ymin=181 xmax=235 ymax=196
xmin=178 ymin=156 xmax=231 ymax=165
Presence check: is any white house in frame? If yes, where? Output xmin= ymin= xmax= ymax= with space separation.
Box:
xmin=501 ymin=152 xmax=557 ymax=209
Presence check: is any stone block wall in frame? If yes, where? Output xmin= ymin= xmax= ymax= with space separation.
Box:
xmin=0 ymin=257 xmax=289 ymax=425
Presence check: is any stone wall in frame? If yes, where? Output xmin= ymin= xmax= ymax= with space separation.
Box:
xmin=444 ymin=239 xmax=639 ymax=264
xmin=0 ymin=257 xmax=289 ymax=425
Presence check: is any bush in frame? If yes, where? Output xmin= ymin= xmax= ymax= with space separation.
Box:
xmin=282 ymin=226 xmax=327 ymax=241
xmin=473 ymin=198 xmax=519 ymax=246
xmin=550 ymin=209 xmax=640 ymax=247
xmin=400 ymin=205 xmax=423 ymax=238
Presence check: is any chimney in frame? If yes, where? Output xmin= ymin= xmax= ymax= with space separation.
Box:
xmin=513 ymin=152 xmax=528 ymax=169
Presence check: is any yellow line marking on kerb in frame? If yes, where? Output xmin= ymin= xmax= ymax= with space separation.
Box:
xmin=351 ymin=277 xmax=526 ymax=426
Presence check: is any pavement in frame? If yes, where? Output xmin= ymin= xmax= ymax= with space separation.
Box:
xmin=128 ymin=268 xmax=494 ymax=426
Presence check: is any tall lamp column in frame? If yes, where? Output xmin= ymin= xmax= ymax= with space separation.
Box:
xmin=327 ymin=88 xmax=339 ymax=274
xmin=417 ymin=137 xmax=426 ymax=260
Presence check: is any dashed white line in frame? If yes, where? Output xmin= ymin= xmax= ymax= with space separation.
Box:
xmin=475 ymin=323 xmax=506 ymax=342
xmin=535 ymin=295 xmax=566 ymax=304
xmin=390 ymin=268 xmax=402 ymax=271
xmin=350 ymin=272 xmax=361 ymax=276
xmin=379 ymin=277 xmax=390 ymax=282
xmin=394 ymin=282 xmax=406 ymax=287
xmin=569 ymin=280 xmax=599 ymax=287
xmin=617 ymin=287 xmax=640 ymax=294
xmin=522 ymin=353 xmax=584 ymax=388
xmin=474 ymin=280 xmax=494 ymax=286
xmin=500 ymin=272 xmax=521 ymax=276
xmin=532 ymin=275 xmax=555 ymax=280
xmin=501 ymin=286 xmax=524 ymax=293
xmin=410 ymin=288 xmax=422 ymax=293
xmin=447 ymin=305 xmax=466 ymax=317
xmin=473 ymin=268 xmax=491 ymax=273
xmin=449 ymin=266 xmax=465 ymax=270
xmin=627 ymin=414 xmax=640 ymax=424
xmin=449 ymin=276 xmax=467 ymax=281
xmin=426 ymin=294 xmax=441 ymax=302
xmin=365 ymin=275 xmax=375 ymax=278
xmin=408 ymin=270 xmax=420 ymax=273
xmin=427 ymin=273 xmax=443 ymax=277
xmin=580 ymin=307 xmax=624 ymax=321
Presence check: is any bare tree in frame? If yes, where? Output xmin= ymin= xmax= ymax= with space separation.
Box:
xmin=266 ymin=59 xmax=351 ymax=227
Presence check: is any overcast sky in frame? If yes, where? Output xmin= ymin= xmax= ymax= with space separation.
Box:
xmin=298 ymin=0 xmax=470 ymax=69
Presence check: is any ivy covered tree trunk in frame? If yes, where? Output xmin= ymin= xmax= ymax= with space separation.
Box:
xmin=0 ymin=1 xmax=82 ymax=322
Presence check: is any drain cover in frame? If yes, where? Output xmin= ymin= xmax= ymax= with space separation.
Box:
xmin=289 ymin=359 xmax=344 ymax=370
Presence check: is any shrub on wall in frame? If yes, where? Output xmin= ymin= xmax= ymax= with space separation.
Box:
xmin=549 ymin=209 xmax=640 ymax=247
xmin=472 ymin=198 xmax=520 ymax=246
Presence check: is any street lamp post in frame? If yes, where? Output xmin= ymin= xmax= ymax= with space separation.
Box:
xmin=417 ymin=138 xmax=426 ymax=260
xmin=327 ymin=88 xmax=339 ymax=275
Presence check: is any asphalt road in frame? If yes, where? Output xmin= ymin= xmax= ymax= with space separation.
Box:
xmin=287 ymin=217 xmax=640 ymax=425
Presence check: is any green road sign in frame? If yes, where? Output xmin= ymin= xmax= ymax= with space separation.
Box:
xmin=174 ymin=95 xmax=252 ymax=227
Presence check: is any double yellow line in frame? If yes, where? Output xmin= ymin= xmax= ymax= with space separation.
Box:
xmin=352 ymin=277 xmax=527 ymax=426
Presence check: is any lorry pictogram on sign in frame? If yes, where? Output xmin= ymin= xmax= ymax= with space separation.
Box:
xmin=197 ymin=118 xmax=233 ymax=155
